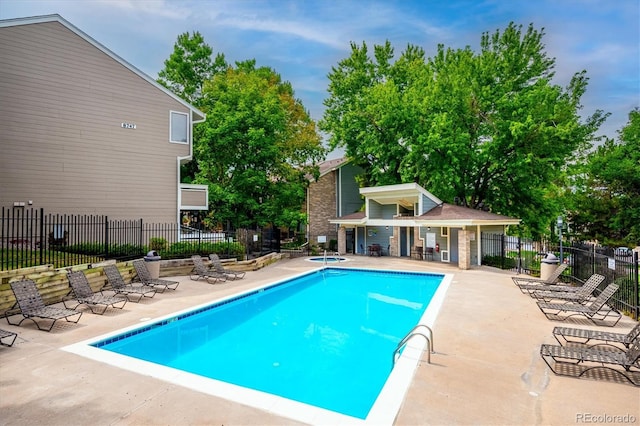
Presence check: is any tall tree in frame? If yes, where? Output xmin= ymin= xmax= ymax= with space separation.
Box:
xmin=320 ymin=23 xmax=607 ymax=237
xmin=195 ymin=60 xmax=325 ymax=229
xmin=158 ymin=32 xmax=229 ymax=183
xmin=568 ymin=109 xmax=640 ymax=245
xmin=157 ymin=31 xmax=227 ymax=106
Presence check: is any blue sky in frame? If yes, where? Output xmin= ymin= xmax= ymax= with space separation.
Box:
xmin=1 ymin=0 xmax=638 ymax=155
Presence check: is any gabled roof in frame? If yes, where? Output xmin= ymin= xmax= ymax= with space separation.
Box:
xmin=332 ymin=211 xmax=366 ymax=225
xmin=317 ymin=157 xmax=350 ymax=178
xmin=360 ymin=182 xmax=442 ymax=207
xmin=415 ymin=203 xmax=520 ymax=226
xmin=0 ymin=14 xmax=205 ymax=123
xmin=330 ymin=182 xmax=520 ymax=227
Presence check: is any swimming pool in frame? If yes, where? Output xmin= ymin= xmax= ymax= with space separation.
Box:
xmin=65 ymin=267 xmax=451 ymax=425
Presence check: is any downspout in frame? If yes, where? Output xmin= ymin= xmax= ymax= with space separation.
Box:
xmin=306 ymin=186 xmax=310 ymax=243
xmin=177 ymin=109 xmax=206 ymax=224
xmin=337 ymin=168 xmax=341 ymax=222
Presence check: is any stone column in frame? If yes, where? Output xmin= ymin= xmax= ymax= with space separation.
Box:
xmin=458 ymin=229 xmax=471 ymax=270
xmin=389 ymin=227 xmax=398 ymax=257
xmin=413 ymin=226 xmax=422 ymax=247
xmin=338 ymin=226 xmax=346 ymax=254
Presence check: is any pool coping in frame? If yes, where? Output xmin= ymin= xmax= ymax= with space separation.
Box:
xmin=62 ymin=266 xmax=453 ymax=425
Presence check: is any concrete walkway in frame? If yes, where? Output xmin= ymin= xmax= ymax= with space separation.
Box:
xmin=1 ymin=256 xmax=638 ymax=425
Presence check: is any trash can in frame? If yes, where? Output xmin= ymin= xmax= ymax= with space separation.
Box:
xmin=540 ymin=252 xmax=559 ymax=282
xmin=144 ymin=250 xmax=161 ymax=280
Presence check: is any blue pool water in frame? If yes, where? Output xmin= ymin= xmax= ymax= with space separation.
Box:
xmin=93 ymin=268 xmax=443 ymax=419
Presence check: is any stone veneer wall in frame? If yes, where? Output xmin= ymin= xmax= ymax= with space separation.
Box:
xmin=308 ymin=170 xmax=338 ymax=238
xmin=458 ymin=229 xmax=472 ymax=270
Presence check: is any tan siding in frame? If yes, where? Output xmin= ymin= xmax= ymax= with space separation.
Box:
xmin=181 ymin=189 xmax=208 ymax=208
xmin=0 ymin=21 xmax=193 ymax=222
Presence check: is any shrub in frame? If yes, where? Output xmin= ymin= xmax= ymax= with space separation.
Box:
xmin=149 ymin=237 xmax=168 ymax=251
xmin=482 ymin=255 xmax=516 ymax=269
xmin=160 ymin=241 xmax=246 ymax=260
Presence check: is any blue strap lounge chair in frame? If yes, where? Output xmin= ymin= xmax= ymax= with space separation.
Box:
xmin=552 ymin=322 xmax=640 ymax=350
xmin=530 ymin=274 xmax=605 ymax=303
xmin=209 ymin=253 xmax=246 ymax=280
xmin=537 ymin=283 xmax=622 ymax=327
xmin=514 ymin=263 xmax=568 ymax=293
xmin=103 ymin=264 xmax=158 ymax=302
xmin=7 ymin=280 xmax=82 ymax=332
xmin=132 ymin=259 xmax=179 ymax=292
xmin=190 ymin=255 xmax=227 ymax=284
xmin=64 ymin=271 xmax=127 ymax=314
xmin=0 ymin=328 xmax=18 ymax=347
xmin=540 ymin=337 xmax=640 ymax=387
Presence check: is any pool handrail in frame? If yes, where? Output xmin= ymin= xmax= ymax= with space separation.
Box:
xmin=393 ymin=324 xmax=434 ymax=366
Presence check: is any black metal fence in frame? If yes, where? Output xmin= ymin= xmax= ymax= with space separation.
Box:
xmin=481 ymin=233 xmax=639 ymax=320
xmin=1 ymin=207 xmax=245 ymax=270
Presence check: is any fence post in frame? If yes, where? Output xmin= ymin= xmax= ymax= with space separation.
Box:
xmin=517 ymin=236 xmax=522 ymax=274
xmin=635 ymin=251 xmax=639 ymax=320
xmin=139 ymin=218 xmax=144 ymax=253
xmin=104 ymin=217 xmax=109 ymax=258
xmin=500 ymin=234 xmax=505 ymax=270
xmin=38 ymin=208 xmax=44 ymax=265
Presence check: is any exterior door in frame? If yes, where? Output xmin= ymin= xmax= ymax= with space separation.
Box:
xmin=346 ymin=229 xmax=354 ymax=253
xmin=450 ymin=228 xmax=461 ymax=263
xmin=400 ymin=227 xmax=408 ymax=256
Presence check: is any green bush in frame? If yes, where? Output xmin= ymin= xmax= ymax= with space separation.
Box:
xmin=62 ymin=242 xmax=104 ymax=255
xmin=149 ymin=237 xmax=168 ymax=251
xmin=110 ymin=244 xmax=147 ymax=257
xmin=61 ymin=242 xmax=146 ymax=258
xmin=161 ymin=241 xmax=245 ymax=260
xmin=482 ymin=255 xmax=516 ymax=269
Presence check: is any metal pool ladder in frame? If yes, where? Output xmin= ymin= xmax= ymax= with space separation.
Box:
xmin=392 ymin=324 xmax=434 ymax=366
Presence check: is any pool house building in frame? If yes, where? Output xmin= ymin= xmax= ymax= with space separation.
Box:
xmin=330 ymin=182 xmax=521 ymax=269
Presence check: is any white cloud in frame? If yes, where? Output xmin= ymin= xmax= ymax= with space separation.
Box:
xmin=93 ymin=0 xmax=192 ymax=20
xmin=212 ymin=14 xmax=347 ymax=50
xmin=0 ymin=0 xmax=636 ymax=141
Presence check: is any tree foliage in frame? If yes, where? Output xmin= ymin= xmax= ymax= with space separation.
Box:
xmin=194 ymin=60 xmax=325 ymax=229
xmin=567 ymin=109 xmax=640 ymax=245
xmin=320 ymin=23 xmax=607 ymax=237
xmin=157 ymin=31 xmax=227 ymax=106
xmin=158 ymin=34 xmax=325 ymax=230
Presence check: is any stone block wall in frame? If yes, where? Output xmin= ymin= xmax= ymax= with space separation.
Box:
xmin=0 ymin=254 xmax=282 ymax=316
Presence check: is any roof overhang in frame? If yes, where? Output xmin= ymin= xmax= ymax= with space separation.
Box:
xmin=330 ymin=218 xmax=521 ymax=228
xmin=329 ymin=217 xmax=366 ymax=226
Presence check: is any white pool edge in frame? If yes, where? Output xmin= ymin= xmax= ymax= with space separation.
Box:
xmin=63 ymin=267 xmax=453 ymax=426
xmin=365 ymin=271 xmax=452 ymax=425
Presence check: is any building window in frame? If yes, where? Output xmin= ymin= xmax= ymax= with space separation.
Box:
xmin=170 ymin=111 xmax=188 ymax=143
xmin=441 ymin=227 xmax=448 ymax=237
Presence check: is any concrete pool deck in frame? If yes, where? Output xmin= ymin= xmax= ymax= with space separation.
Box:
xmin=1 ymin=256 xmax=638 ymax=425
